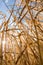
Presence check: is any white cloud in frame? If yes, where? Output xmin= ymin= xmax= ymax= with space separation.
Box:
xmin=5 ymin=0 xmax=8 ymax=3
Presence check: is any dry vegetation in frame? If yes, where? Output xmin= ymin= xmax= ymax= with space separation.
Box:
xmin=0 ymin=0 xmax=43 ymax=65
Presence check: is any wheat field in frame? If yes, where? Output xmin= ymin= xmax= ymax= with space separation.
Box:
xmin=0 ymin=0 xmax=43 ymax=65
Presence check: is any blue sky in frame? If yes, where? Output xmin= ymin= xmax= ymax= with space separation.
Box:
xmin=0 ymin=0 xmax=16 ymax=24
xmin=0 ymin=0 xmax=15 ymax=12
